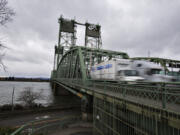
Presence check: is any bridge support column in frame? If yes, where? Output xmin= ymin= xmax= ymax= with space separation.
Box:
xmin=81 ymin=95 xmax=93 ymax=121
xmin=52 ymin=82 xmax=57 ymax=96
xmin=52 ymin=83 xmax=71 ymax=96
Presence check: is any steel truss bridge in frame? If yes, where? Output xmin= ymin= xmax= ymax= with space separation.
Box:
xmin=50 ymin=16 xmax=180 ymax=135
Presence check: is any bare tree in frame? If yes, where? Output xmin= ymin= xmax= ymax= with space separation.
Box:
xmin=17 ymin=87 xmax=44 ymax=107
xmin=0 ymin=43 xmax=7 ymax=70
xmin=0 ymin=0 xmax=15 ymax=70
xmin=0 ymin=0 xmax=15 ymax=25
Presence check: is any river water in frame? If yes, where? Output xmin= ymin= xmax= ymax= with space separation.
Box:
xmin=0 ymin=81 xmax=54 ymax=106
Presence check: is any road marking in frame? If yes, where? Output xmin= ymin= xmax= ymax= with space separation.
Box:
xmin=15 ymin=115 xmax=80 ymax=128
xmin=35 ymin=115 xmax=50 ymax=120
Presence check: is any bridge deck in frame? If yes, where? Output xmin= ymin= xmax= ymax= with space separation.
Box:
xmin=53 ymin=79 xmax=180 ymax=134
xmin=54 ymin=79 xmax=180 ymax=114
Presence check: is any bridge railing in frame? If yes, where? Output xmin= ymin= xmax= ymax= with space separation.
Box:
xmin=54 ymin=78 xmax=180 ymax=111
xmin=92 ymin=81 xmax=180 ymax=110
xmin=11 ymin=115 xmax=81 ymax=135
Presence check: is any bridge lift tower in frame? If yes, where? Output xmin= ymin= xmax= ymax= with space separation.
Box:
xmin=53 ymin=16 xmax=102 ymax=72
xmin=85 ymin=22 xmax=102 ymax=49
xmin=53 ymin=16 xmax=77 ymax=71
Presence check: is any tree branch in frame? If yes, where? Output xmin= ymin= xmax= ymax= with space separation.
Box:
xmin=0 ymin=0 xmax=15 ymax=71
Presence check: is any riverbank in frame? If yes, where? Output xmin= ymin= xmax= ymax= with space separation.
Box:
xmin=0 ymin=105 xmax=83 ymax=135
xmin=0 ymin=104 xmax=80 ymax=120
xmin=0 ymin=77 xmax=50 ymax=82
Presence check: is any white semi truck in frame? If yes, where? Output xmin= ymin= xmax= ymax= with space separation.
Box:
xmin=132 ymin=60 xmax=173 ymax=82
xmin=90 ymin=59 xmax=144 ymax=82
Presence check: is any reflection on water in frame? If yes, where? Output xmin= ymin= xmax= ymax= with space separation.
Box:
xmin=0 ymin=81 xmax=54 ymax=106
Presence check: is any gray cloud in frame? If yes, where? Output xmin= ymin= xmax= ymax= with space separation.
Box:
xmin=0 ymin=0 xmax=180 ymax=77
xmin=103 ymin=0 xmax=180 ymax=58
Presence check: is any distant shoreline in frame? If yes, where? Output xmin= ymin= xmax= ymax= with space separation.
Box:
xmin=0 ymin=77 xmax=50 ymax=82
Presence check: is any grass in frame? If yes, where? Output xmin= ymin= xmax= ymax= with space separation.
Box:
xmin=0 ymin=127 xmax=17 ymax=135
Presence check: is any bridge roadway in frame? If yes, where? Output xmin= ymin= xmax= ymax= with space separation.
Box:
xmin=53 ymin=79 xmax=180 ymax=113
xmin=52 ymin=79 xmax=180 ymax=135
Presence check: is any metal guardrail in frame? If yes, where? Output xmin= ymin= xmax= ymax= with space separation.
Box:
xmin=51 ymin=78 xmax=180 ymax=135
xmin=11 ymin=115 xmax=81 ymax=135
xmin=53 ymin=78 xmax=180 ymax=110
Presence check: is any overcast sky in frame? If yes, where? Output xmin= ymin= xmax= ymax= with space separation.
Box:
xmin=0 ymin=0 xmax=180 ymax=77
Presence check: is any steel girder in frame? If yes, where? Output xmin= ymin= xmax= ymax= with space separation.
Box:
xmin=56 ymin=46 xmax=129 ymax=83
xmin=132 ymin=57 xmax=180 ymax=71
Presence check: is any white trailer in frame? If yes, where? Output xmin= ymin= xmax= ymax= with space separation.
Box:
xmin=90 ymin=59 xmax=144 ymax=81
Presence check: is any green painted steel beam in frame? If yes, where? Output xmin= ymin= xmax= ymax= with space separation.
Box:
xmin=80 ymin=46 xmax=129 ymax=58
xmin=56 ymin=46 xmax=129 ymax=72
xmin=78 ymin=47 xmax=88 ymax=82
xmin=132 ymin=57 xmax=180 ymax=72
xmin=132 ymin=57 xmax=180 ymax=64
xmin=60 ymin=46 xmax=129 ymax=60
xmin=54 ymin=80 xmax=85 ymax=99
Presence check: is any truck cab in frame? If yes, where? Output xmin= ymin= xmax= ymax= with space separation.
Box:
xmin=132 ymin=60 xmax=173 ymax=82
xmin=116 ymin=69 xmax=144 ymax=82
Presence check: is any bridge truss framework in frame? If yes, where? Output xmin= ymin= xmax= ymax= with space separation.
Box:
xmin=51 ymin=16 xmax=180 ymax=135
